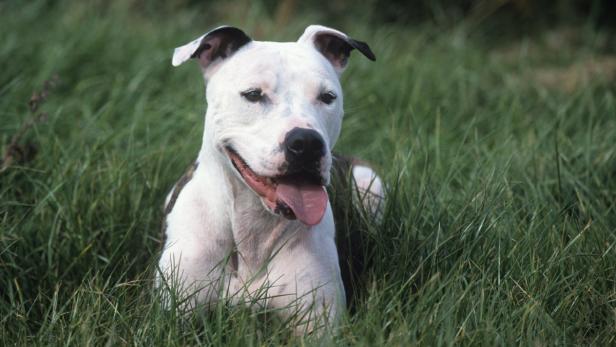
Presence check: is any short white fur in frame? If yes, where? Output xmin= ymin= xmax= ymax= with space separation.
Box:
xmin=157 ymin=25 xmax=383 ymax=334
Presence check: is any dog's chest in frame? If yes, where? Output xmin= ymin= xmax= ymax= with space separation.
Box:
xmin=230 ymin=190 xmax=303 ymax=274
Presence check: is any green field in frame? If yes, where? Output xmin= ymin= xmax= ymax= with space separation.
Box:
xmin=1 ymin=1 xmax=615 ymax=345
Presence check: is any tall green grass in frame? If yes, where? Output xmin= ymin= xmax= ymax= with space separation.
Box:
xmin=1 ymin=1 xmax=615 ymax=345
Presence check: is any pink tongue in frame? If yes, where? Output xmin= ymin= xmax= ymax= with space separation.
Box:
xmin=275 ymin=182 xmax=328 ymax=226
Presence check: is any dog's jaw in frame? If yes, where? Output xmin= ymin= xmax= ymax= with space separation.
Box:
xmin=223 ymin=145 xmax=329 ymax=226
xmin=224 ymin=146 xmax=279 ymax=211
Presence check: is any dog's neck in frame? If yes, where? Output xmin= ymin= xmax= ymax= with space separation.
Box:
xmin=196 ymin=141 xmax=304 ymax=276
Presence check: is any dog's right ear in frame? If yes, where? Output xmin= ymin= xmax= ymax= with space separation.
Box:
xmin=171 ymin=26 xmax=252 ymax=77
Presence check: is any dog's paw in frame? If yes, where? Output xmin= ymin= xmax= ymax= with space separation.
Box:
xmin=351 ymin=165 xmax=385 ymax=221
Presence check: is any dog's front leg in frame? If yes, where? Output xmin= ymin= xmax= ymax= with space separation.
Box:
xmin=264 ymin=206 xmax=345 ymax=335
xmin=157 ymin=237 xmax=236 ymax=311
xmin=156 ymin=172 xmax=236 ymax=311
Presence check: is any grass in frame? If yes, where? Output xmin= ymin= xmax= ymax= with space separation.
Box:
xmin=1 ymin=0 xmax=615 ymax=345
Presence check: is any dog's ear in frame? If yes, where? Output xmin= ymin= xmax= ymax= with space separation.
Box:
xmin=172 ymin=26 xmax=252 ymax=77
xmin=298 ymin=25 xmax=375 ymax=75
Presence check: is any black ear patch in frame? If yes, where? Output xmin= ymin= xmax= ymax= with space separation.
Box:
xmin=346 ymin=38 xmax=376 ymax=61
xmin=313 ymin=32 xmax=375 ymax=70
xmin=172 ymin=26 xmax=252 ymax=69
xmin=191 ymin=26 xmax=252 ymax=62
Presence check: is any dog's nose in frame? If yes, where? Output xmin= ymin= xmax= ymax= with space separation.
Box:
xmin=284 ymin=128 xmax=325 ymax=164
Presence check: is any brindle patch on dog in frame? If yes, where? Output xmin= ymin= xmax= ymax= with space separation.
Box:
xmin=160 ymin=161 xmax=199 ymax=246
xmin=329 ymin=153 xmax=377 ymax=310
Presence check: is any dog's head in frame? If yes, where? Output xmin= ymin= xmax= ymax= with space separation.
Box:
xmin=172 ymin=25 xmax=375 ymax=226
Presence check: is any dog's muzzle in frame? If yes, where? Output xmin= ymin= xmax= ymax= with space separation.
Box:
xmin=225 ymin=135 xmax=329 ymax=226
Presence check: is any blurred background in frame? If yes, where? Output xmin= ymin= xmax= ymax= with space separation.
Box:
xmin=83 ymin=0 xmax=616 ymax=31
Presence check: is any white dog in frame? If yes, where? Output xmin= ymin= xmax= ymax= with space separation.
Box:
xmin=157 ymin=25 xmax=383 ymax=334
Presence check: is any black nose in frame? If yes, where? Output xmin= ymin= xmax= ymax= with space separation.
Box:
xmin=284 ymin=128 xmax=325 ymax=165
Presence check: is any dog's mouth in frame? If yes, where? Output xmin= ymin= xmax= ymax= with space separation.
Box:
xmin=225 ymin=147 xmax=328 ymax=226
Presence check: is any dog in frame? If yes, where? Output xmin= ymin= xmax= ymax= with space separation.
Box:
xmin=157 ymin=25 xmax=384 ymax=334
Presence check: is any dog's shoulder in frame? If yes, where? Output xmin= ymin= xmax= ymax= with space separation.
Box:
xmin=160 ymin=161 xmax=200 ymax=245
xmin=163 ymin=161 xmax=199 ymax=215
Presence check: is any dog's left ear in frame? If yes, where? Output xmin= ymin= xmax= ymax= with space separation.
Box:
xmin=298 ymin=25 xmax=375 ymax=75
xmin=171 ymin=26 xmax=252 ymax=77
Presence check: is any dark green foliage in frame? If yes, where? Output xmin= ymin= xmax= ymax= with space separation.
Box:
xmin=1 ymin=0 xmax=615 ymax=345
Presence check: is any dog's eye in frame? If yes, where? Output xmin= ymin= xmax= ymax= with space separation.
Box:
xmin=241 ymin=88 xmax=264 ymax=103
xmin=318 ymin=91 xmax=337 ymax=105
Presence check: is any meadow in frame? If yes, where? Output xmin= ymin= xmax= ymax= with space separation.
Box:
xmin=1 ymin=1 xmax=615 ymax=345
